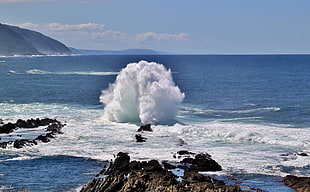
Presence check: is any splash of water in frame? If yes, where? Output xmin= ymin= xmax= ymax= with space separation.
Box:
xmin=100 ymin=60 xmax=185 ymax=124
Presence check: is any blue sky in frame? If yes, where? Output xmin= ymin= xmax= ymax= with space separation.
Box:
xmin=0 ymin=0 xmax=309 ymax=54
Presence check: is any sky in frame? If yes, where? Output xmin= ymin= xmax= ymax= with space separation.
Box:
xmin=0 ymin=0 xmax=310 ymax=54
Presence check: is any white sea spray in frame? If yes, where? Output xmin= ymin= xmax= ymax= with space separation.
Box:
xmin=100 ymin=60 xmax=185 ymax=124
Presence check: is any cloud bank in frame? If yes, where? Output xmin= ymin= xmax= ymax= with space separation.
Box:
xmin=16 ymin=22 xmax=190 ymax=50
xmin=136 ymin=32 xmax=189 ymax=42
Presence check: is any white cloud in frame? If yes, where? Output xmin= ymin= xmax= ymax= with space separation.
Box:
xmin=15 ymin=22 xmax=190 ymax=50
xmin=42 ymin=23 xmax=105 ymax=31
xmin=18 ymin=22 xmax=40 ymax=29
xmin=18 ymin=22 xmax=105 ymax=32
xmin=92 ymin=30 xmax=126 ymax=42
xmin=136 ymin=32 xmax=189 ymax=42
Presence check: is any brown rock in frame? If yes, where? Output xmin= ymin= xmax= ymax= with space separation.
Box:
xmin=284 ymin=175 xmax=310 ymax=192
xmin=80 ymin=152 xmax=242 ymax=192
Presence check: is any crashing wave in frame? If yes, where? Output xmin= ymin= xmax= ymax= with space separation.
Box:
xmin=100 ymin=60 xmax=185 ymax=124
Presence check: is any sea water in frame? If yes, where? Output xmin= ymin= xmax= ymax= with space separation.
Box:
xmin=0 ymin=55 xmax=309 ymax=191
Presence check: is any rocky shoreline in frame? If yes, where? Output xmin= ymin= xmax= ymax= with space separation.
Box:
xmin=80 ymin=151 xmax=310 ymax=192
xmin=1 ymin=120 xmax=308 ymax=192
xmin=79 ymin=124 xmax=310 ymax=192
xmin=0 ymin=118 xmax=65 ymax=148
xmin=80 ymin=151 xmax=243 ymax=192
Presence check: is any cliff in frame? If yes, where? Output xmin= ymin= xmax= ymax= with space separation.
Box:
xmin=0 ymin=23 xmax=72 ymax=56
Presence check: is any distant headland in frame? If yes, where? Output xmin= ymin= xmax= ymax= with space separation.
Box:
xmin=0 ymin=23 xmax=163 ymax=57
xmin=0 ymin=23 xmax=72 ymax=56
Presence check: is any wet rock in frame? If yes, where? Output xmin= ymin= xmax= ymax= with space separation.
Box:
xmin=36 ymin=135 xmax=51 ymax=143
xmin=0 ymin=118 xmax=65 ymax=149
xmin=135 ymin=134 xmax=147 ymax=142
xmin=13 ymin=139 xmax=37 ymax=149
xmin=177 ymin=150 xmax=195 ymax=156
xmin=105 ymin=152 xmax=130 ymax=175
xmin=162 ymin=161 xmax=176 ymax=169
xmin=177 ymin=151 xmax=222 ymax=172
xmin=80 ymin=152 xmax=242 ymax=192
xmin=137 ymin=124 xmax=153 ymax=132
xmin=298 ymin=153 xmax=308 ymax=157
xmin=284 ymin=175 xmax=310 ymax=192
xmin=0 ymin=122 xmax=16 ymax=134
xmin=0 ymin=141 xmax=12 ymax=149
xmin=190 ymin=153 xmax=222 ymax=171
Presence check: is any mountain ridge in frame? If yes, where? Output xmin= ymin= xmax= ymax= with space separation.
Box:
xmin=0 ymin=23 xmax=72 ymax=56
xmin=70 ymin=48 xmax=164 ymax=55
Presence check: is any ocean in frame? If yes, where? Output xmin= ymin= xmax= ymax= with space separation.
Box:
xmin=0 ymin=55 xmax=309 ymax=191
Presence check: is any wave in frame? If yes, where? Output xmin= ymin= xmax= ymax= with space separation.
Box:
xmin=204 ymin=107 xmax=281 ymax=114
xmin=1 ymin=101 xmax=309 ymax=177
xmin=25 ymin=69 xmax=119 ymax=76
xmin=196 ymin=121 xmax=310 ymax=148
xmin=100 ymin=60 xmax=185 ymax=125
xmin=178 ymin=105 xmax=281 ymax=119
xmin=6 ymin=70 xmax=20 ymax=74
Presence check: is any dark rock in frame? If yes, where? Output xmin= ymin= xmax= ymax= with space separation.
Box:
xmin=36 ymin=135 xmax=51 ymax=143
xmin=162 ymin=161 xmax=176 ymax=169
xmin=46 ymin=122 xmax=64 ymax=134
xmin=178 ymin=152 xmax=222 ymax=172
xmin=0 ymin=122 xmax=16 ymax=134
xmin=181 ymin=157 xmax=194 ymax=164
xmin=80 ymin=152 xmax=242 ymax=192
xmin=105 ymin=152 xmax=130 ymax=175
xmin=0 ymin=118 xmax=65 ymax=149
xmin=0 ymin=141 xmax=12 ymax=149
xmin=135 ymin=134 xmax=147 ymax=142
xmin=190 ymin=153 xmax=222 ymax=171
xmin=144 ymin=160 xmax=163 ymax=172
xmin=177 ymin=150 xmax=195 ymax=156
xmin=137 ymin=124 xmax=153 ymax=132
xmin=13 ymin=139 xmax=37 ymax=148
xmin=284 ymin=175 xmax=310 ymax=192
xmin=298 ymin=153 xmax=308 ymax=157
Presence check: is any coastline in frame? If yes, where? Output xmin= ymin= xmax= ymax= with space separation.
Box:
xmin=79 ymin=151 xmax=310 ymax=192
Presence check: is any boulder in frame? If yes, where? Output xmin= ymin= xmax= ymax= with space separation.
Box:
xmin=177 ymin=151 xmax=222 ymax=172
xmin=135 ymin=134 xmax=147 ymax=142
xmin=137 ymin=124 xmax=153 ymax=132
xmin=0 ymin=122 xmax=16 ymax=134
xmin=284 ymin=175 xmax=310 ymax=192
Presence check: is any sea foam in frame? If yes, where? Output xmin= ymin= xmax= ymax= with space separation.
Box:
xmin=100 ymin=60 xmax=185 ymax=124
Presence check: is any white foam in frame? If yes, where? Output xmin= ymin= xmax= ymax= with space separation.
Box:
xmin=26 ymin=69 xmax=118 ymax=76
xmin=100 ymin=60 xmax=185 ymax=124
xmin=1 ymin=102 xmax=309 ymax=177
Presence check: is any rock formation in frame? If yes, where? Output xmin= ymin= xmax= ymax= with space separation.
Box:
xmin=284 ymin=175 xmax=310 ymax=192
xmin=0 ymin=118 xmax=65 ymax=148
xmin=80 ymin=152 xmax=242 ymax=192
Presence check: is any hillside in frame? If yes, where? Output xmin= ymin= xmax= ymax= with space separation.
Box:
xmin=0 ymin=23 xmax=72 ymax=56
